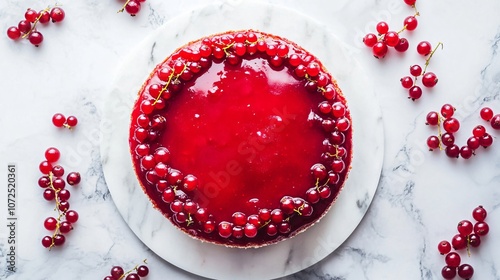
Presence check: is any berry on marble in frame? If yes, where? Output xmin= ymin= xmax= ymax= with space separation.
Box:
xmin=118 ymin=0 xmax=146 ymax=17
xmin=52 ymin=113 xmax=78 ymax=129
xmin=6 ymin=4 xmax=65 ymax=46
xmin=105 ymin=260 xmax=149 ymax=280
xmin=363 ymin=2 xmax=420 ymax=58
xmin=39 ymin=147 xmax=80 ymax=250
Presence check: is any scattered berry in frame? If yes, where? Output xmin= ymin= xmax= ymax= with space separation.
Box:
xmin=104 ymin=260 xmax=149 ymax=280
xmin=52 ymin=113 xmax=78 ymax=129
xmin=118 ymin=0 xmax=146 ymax=16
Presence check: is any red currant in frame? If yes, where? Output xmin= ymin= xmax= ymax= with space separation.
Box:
xmin=25 ymin=8 xmax=39 ymax=23
xmin=472 ymin=205 xmax=487 ymax=222
xmin=7 ymin=26 xmax=21 ymax=40
xmin=67 ymin=172 xmax=81 ymax=185
xmin=422 ymin=72 xmax=438 ymax=87
xmin=137 ymin=265 xmax=149 ymax=277
xmin=409 ymin=65 xmax=422 ymax=76
xmin=50 ymin=7 xmax=65 ymax=23
xmin=437 ymin=240 xmax=451 ymax=255
xmin=441 ymin=266 xmax=457 ymax=279
xmin=416 ymin=41 xmax=432 ymax=56
xmin=441 ymin=133 xmax=455 ymax=147
xmin=457 ymin=264 xmax=474 ymax=279
xmin=445 ymin=252 xmax=461 ymax=268
xmin=66 ymin=116 xmax=78 ymax=128
xmin=468 ymin=233 xmax=481 ymax=247
xmin=474 ymin=221 xmax=489 ymax=236
xmin=490 ymin=114 xmax=500 ymax=130
xmin=45 ymin=147 xmax=61 ymax=163
xmin=363 ymin=33 xmax=378 ymax=47
xmin=372 ymin=41 xmax=388 ymax=58
xmin=408 ymin=85 xmax=422 ymax=100
xmin=441 ymin=104 xmax=455 ymax=118
xmin=451 ymin=234 xmax=467 ymax=250
xmin=445 ymin=144 xmax=460 ymax=158
xmin=427 ymin=135 xmax=440 ymax=150
xmin=480 ymin=107 xmax=494 ymax=121
xmin=460 ymin=146 xmax=473 ymax=159
xmin=426 ymin=111 xmax=439 ymax=125
xmin=384 ymin=31 xmax=399 ymax=47
xmin=403 ymin=16 xmax=418 ymax=31
xmin=394 ymin=38 xmax=409 ymax=52
xmin=52 ymin=113 xmax=66 ymax=127
xmin=376 ymin=22 xmax=389 ymax=35
xmin=28 ymin=31 xmax=43 ymax=46
xmin=443 ymin=118 xmax=460 ymax=133
xmin=404 ymin=0 xmax=417 ymax=6
xmin=400 ymin=76 xmax=413 ymax=89
xmin=479 ymin=133 xmax=493 ymax=148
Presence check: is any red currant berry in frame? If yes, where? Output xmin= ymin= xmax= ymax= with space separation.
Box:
xmin=394 ymin=38 xmax=409 ymax=52
xmin=384 ymin=31 xmax=399 ymax=47
xmin=404 ymin=16 xmax=418 ymax=31
xmin=417 ymin=41 xmax=432 ymax=56
xmin=441 ymin=266 xmax=457 ymax=280
xmin=376 ymin=22 xmax=389 ymax=35
xmin=52 ymin=113 xmax=66 ymax=127
xmin=451 ymin=234 xmax=467 ymax=250
xmin=111 ymin=266 xmax=125 ymax=279
xmin=25 ymin=8 xmax=40 ymax=23
xmin=44 ymin=217 xmax=58 ymax=231
xmin=480 ymin=107 xmax=494 ymax=121
xmin=39 ymin=10 xmax=50 ymax=24
xmin=443 ymin=117 xmax=460 ymax=133
xmin=437 ymin=240 xmax=451 ymax=255
xmin=426 ymin=111 xmax=440 ymax=126
xmin=440 ymin=104 xmax=455 ymax=118
xmin=410 ymin=65 xmax=422 ymax=77
xmin=441 ymin=133 xmax=455 ymax=147
xmin=472 ymin=125 xmax=486 ymax=137
xmin=445 ymin=252 xmax=461 ymax=268
xmin=41 ymin=236 xmax=53 ymax=248
xmin=39 ymin=161 xmax=53 ymax=174
xmin=474 ymin=221 xmax=489 ymax=236
xmin=52 ymin=165 xmax=65 ymax=177
xmin=468 ymin=233 xmax=481 ymax=247
xmin=67 ymin=172 xmax=81 ymax=185
xmin=422 ymin=72 xmax=438 ymax=87
xmin=460 ymin=146 xmax=473 ymax=159
xmin=53 ymin=234 xmax=65 ymax=246
xmin=490 ymin=114 xmax=500 ymax=130
xmin=363 ymin=33 xmax=378 ymax=47
xmin=45 ymin=147 xmax=61 ymax=163
xmin=457 ymin=264 xmax=474 ymax=280
xmin=218 ymin=221 xmax=233 ymax=238
xmin=479 ymin=133 xmax=493 ymax=148
xmin=244 ymin=223 xmax=258 ymax=238
xmin=66 ymin=116 xmax=78 ymax=127
xmin=404 ymin=0 xmax=417 ymax=6
xmin=66 ymin=210 xmax=79 ymax=223
xmin=472 ymin=205 xmax=487 ymax=222
xmin=137 ymin=265 xmax=149 ymax=277
xmin=50 ymin=7 xmax=65 ymax=23
xmin=408 ymin=85 xmax=422 ymax=100
xmin=457 ymin=220 xmax=474 ymax=236
xmin=18 ymin=20 xmax=31 ymax=34
xmin=59 ymin=221 xmax=73 ymax=233
xmin=445 ymin=144 xmax=460 ymax=158
xmin=467 ymin=136 xmax=481 ymax=150
xmin=427 ymin=135 xmax=440 ymax=150
xmin=400 ymin=76 xmax=414 ymax=89
xmin=7 ymin=26 xmax=21 ymax=40
xmin=43 ymin=189 xmax=55 ymax=201
xmin=372 ymin=41 xmax=388 ymax=59
xmin=28 ymin=31 xmax=44 ymax=47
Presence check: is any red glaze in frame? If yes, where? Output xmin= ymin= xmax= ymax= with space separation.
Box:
xmin=129 ymin=30 xmax=352 ymax=247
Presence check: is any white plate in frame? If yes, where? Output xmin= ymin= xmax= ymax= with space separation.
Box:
xmin=101 ymin=2 xmax=384 ymax=279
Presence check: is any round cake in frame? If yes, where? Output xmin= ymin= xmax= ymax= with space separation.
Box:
xmin=129 ymin=30 xmax=352 ymax=248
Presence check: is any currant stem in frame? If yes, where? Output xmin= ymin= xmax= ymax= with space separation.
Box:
xmin=117 ymin=0 xmax=132 ymax=13
xmin=436 ymin=115 xmax=444 ymax=151
xmin=412 ymin=4 xmax=420 ymax=17
xmin=422 ymin=42 xmax=443 ymax=74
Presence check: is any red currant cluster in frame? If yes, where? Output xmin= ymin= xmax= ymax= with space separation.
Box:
xmin=104 ymin=261 xmax=149 ymax=280
xmin=438 ymin=206 xmax=489 ymax=279
xmin=6 ymin=5 xmax=65 ymax=47
xmin=52 ymin=113 xmax=78 ymax=129
xmin=401 ymin=41 xmax=442 ymax=100
xmin=39 ymin=147 xmax=81 ymax=249
xmin=362 ymin=0 xmax=419 ymax=58
xmin=118 ymin=0 xmax=146 ymax=16
xmin=426 ymin=104 xmax=498 ymax=159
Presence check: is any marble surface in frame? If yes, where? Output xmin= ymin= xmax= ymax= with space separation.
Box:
xmin=101 ymin=2 xmax=383 ymax=279
xmin=1 ymin=0 xmax=500 ymax=279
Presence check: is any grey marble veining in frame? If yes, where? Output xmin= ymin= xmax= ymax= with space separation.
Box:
xmin=1 ymin=0 xmax=500 ymax=279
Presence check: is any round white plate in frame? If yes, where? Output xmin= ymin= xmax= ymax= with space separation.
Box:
xmin=101 ymin=2 xmax=384 ymax=279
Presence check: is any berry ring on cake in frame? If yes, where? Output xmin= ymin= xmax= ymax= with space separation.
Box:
xmin=129 ymin=30 xmax=352 ymax=248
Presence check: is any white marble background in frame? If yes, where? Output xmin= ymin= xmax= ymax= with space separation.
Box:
xmin=0 ymin=0 xmax=499 ymax=279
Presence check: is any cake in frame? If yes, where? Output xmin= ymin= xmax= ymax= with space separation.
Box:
xmin=129 ymin=30 xmax=352 ymax=248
